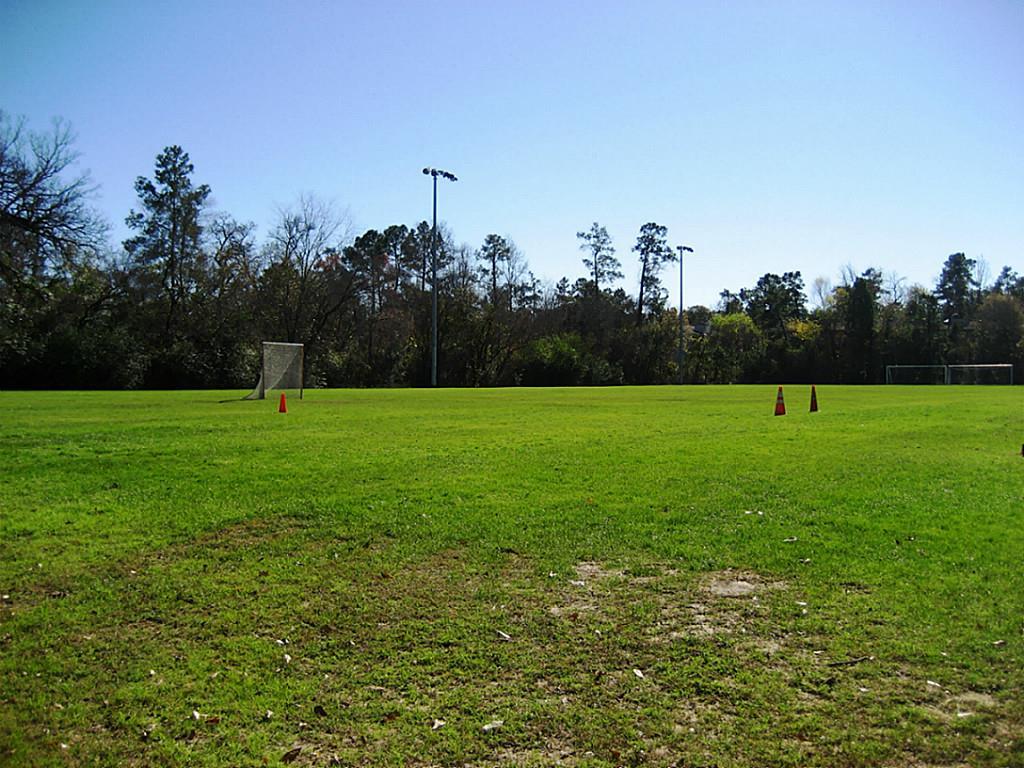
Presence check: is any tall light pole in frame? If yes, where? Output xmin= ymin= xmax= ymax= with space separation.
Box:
xmin=422 ymin=167 xmax=457 ymax=387
xmin=677 ymin=245 xmax=694 ymax=384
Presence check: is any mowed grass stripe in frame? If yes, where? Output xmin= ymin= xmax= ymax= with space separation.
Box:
xmin=0 ymin=386 xmax=1021 ymax=766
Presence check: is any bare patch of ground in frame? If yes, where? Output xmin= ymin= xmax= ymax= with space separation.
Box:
xmin=544 ymin=563 xmax=789 ymax=647
xmin=702 ymin=570 xmax=786 ymax=598
xmin=573 ymin=561 xmax=622 ymax=582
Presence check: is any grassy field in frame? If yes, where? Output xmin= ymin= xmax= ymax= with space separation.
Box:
xmin=0 ymin=385 xmax=1021 ymax=767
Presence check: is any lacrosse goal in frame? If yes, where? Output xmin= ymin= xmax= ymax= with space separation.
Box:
xmin=244 ymin=342 xmax=304 ymax=399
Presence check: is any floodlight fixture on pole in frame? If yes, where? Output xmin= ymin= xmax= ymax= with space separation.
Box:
xmin=422 ymin=167 xmax=457 ymax=387
xmin=677 ymin=245 xmax=694 ymax=384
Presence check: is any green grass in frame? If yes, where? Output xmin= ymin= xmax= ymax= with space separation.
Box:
xmin=1 ymin=385 xmax=1021 ymax=767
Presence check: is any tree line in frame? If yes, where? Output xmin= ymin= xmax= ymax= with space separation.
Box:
xmin=2 ymin=115 xmax=1022 ymax=389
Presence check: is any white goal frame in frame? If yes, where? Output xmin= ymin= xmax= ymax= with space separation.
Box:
xmin=244 ymin=342 xmax=304 ymax=399
xmin=946 ymin=364 xmax=1014 ymax=385
xmin=885 ymin=365 xmax=946 ymax=385
xmin=886 ymin=363 xmax=1013 ymax=385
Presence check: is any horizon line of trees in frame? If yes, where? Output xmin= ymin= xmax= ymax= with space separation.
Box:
xmin=2 ymin=114 xmax=1022 ymax=390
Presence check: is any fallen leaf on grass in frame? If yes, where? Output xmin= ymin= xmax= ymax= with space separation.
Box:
xmin=783 ymin=537 xmax=798 ymax=543
xmin=282 ymin=747 xmax=302 ymax=763
xmin=496 ymin=630 xmax=511 ymax=641
xmin=482 ymin=720 xmax=503 ymax=732
xmin=633 ymin=669 xmax=645 ymax=679
xmin=992 ymin=640 xmax=1005 ymax=647
xmin=926 ymin=680 xmax=941 ymax=688
xmin=432 ymin=719 xmax=446 ymax=730
xmin=570 ymin=580 xmax=585 ymax=587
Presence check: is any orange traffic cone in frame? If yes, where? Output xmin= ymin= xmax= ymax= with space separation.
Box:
xmin=279 ymin=392 xmax=287 ymax=413
xmin=774 ymin=386 xmax=786 ymax=416
xmin=809 ymin=385 xmax=819 ymax=413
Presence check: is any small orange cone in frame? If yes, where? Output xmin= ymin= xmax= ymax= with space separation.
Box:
xmin=809 ymin=385 xmax=819 ymax=413
xmin=279 ymin=392 xmax=287 ymax=413
xmin=774 ymin=386 xmax=786 ymax=416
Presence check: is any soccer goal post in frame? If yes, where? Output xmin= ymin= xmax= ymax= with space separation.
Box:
xmin=885 ymin=365 xmax=947 ymax=385
xmin=885 ymin=363 xmax=1014 ymax=385
xmin=244 ymin=342 xmax=304 ymax=400
xmin=946 ymin=364 xmax=1014 ymax=385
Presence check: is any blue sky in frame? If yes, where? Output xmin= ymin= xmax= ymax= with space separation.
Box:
xmin=2 ymin=0 xmax=1021 ymax=307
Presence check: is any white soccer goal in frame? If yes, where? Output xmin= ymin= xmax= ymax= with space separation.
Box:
xmin=886 ymin=363 xmax=1014 ymax=385
xmin=946 ymin=364 xmax=1014 ymax=385
xmin=885 ymin=365 xmax=947 ymax=385
xmin=244 ymin=342 xmax=304 ymax=399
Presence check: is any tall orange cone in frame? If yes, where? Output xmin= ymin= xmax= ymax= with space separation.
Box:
xmin=279 ymin=392 xmax=287 ymax=413
xmin=809 ymin=385 xmax=819 ymax=413
xmin=774 ymin=386 xmax=786 ymax=416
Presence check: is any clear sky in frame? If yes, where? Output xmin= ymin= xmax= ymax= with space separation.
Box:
xmin=2 ymin=0 xmax=1021 ymax=308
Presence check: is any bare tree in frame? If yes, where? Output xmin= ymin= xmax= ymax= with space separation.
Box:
xmin=259 ymin=195 xmax=356 ymax=348
xmin=882 ymin=270 xmax=906 ymax=306
xmin=0 ymin=112 xmax=106 ymax=286
xmin=1 ymin=113 xmax=108 ymax=372
xmin=973 ymin=256 xmax=991 ymax=292
xmin=501 ymin=239 xmax=528 ymax=312
xmin=810 ymin=276 xmax=833 ymax=310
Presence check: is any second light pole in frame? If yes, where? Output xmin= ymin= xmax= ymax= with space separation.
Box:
xmin=423 ymin=167 xmax=457 ymax=387
xmin=677 ymin=245 xmax=694 ymax=384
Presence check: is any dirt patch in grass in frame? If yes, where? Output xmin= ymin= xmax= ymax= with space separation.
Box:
xmin=702 ymin=569 xmax=786 ymax=598
xmin=541 ymin=563 xmax=796 ymax=650
xmin=573 ymin=561 xmax=622 ymax=582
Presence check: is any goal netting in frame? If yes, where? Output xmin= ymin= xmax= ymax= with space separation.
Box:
xmin=885 ymin=365 xmax=946 ymax=385
xmin=886 ymin=364 xmax=1013 ymax=385
xmin=946 ymin=364 xmax=1014 ymax=385
xmin=244 ymin=342 xmax=304 ymax=399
